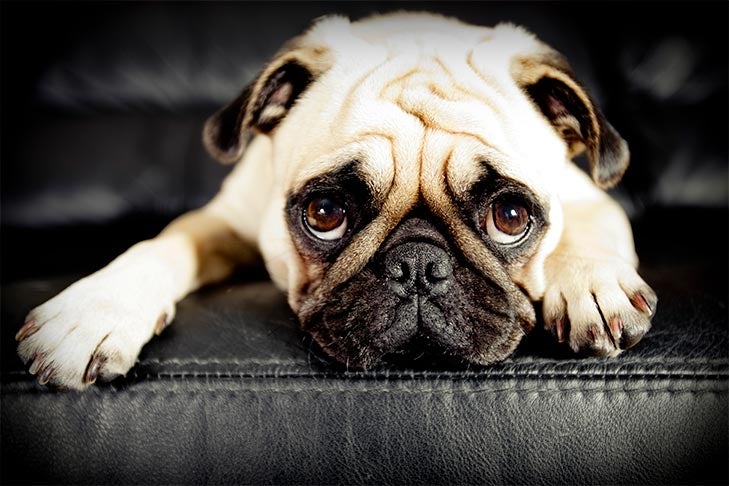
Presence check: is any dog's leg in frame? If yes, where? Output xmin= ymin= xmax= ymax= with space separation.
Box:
xmin=541 ymin=166 xmax=657 ymax=356
xmin=15 ymin=137 xmax=275 ymax=390
xmin=15 ymin=206 xmax=256 ymax=390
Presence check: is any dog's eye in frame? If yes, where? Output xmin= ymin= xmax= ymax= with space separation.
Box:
xmin=303 ymin=196 xmax=348 ymax=240
xmin=482 ymin=198 xmax=530 ymax=245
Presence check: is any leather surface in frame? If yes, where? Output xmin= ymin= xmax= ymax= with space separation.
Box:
xmin=1 ymin=209 xmax=727 ymax=485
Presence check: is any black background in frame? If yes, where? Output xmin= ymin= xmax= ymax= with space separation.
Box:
xmin=1 ymin=1 xmax=727 ymax=281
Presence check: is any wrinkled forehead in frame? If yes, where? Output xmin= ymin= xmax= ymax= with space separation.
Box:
xmin=280 ymin=39 xmax=566 ymax=202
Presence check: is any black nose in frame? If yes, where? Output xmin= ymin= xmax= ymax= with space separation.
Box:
xmin=383 ymin=242 xmax=453 ymax=297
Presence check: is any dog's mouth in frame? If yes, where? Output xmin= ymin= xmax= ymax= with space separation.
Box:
xmin=298 ymin=241 xmax=535 ymax=369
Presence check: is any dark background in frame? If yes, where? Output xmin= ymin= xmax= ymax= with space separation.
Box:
xmin=1 ymin=1 xmax=727 ymax=282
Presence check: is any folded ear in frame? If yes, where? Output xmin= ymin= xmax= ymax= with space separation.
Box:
xmin=513 ymin=52 xmax=630 ymax=188
xmin=203 ymin=41 xmax=332 ymax=164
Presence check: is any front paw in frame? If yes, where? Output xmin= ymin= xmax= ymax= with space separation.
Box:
xmin=16 ymin=274 xmax=174 ymax=391
xmin=542 ymin=259 xmax=657 ymax=357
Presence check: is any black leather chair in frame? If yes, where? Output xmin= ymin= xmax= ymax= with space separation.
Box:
xmin=2 ymin=2 xmax=727 ymax=484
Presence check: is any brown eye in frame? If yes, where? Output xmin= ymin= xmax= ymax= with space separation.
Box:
xmin=304 ymin=196 xmax=347 ymax=240
xmin=483 ymin=198 xmax=530 ymax=245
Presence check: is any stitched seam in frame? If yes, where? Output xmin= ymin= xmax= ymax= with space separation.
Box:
xmin=4 ymin=369 xmax=728 ymax=381
xmin=1 ymin=387 xmax=726 ymax=396
xmin=137 ymin=371 xmax=728 ymax=380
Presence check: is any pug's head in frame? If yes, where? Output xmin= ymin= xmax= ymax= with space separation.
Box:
xmin=203 ymin=13 xmax=629 ymax=367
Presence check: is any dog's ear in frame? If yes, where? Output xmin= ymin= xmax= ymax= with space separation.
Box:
xmin=203 ymin=41 xmax=332 ymax=164
xmin=513 ymin=52 xmax=630 ymax=188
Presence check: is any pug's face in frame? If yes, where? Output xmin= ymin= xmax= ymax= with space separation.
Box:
xmin=284 ymin=159 xmax=549 ymax=367
xmin=204 ymin=14 xmax=629 ymax=367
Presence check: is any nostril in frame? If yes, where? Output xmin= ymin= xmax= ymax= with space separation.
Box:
xmin=385 ymin=260 xmax=409 ymax=282
xmin=426 ymin=260 xmax=452 ymax=282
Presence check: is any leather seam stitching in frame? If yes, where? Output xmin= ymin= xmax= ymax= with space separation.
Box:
xmin=2 ymin=387 xmax=726 ymax=395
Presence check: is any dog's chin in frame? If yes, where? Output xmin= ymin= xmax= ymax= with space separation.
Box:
xmin=298 ymin=265 xmax=535 ymax=370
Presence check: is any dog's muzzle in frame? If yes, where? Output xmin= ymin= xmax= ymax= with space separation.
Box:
xmin=300 ymin=214 xmax=533 ymax=369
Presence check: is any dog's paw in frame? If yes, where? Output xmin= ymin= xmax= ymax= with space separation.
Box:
xmin=542 ymin=258 xmax=657 ymax=357
xmin=16 ymin=269 xmax=175 ymax=391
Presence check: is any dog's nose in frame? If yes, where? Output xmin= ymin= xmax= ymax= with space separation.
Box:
xmin=383 ymin=242 xmax=453 ymax=297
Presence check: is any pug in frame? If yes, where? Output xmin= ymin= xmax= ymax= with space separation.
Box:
xmin=16 ymin=12 xmax=657 ymax=390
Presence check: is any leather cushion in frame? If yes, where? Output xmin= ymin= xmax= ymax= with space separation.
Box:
xmin=1 ymin=209 xmax=727 ymax=485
